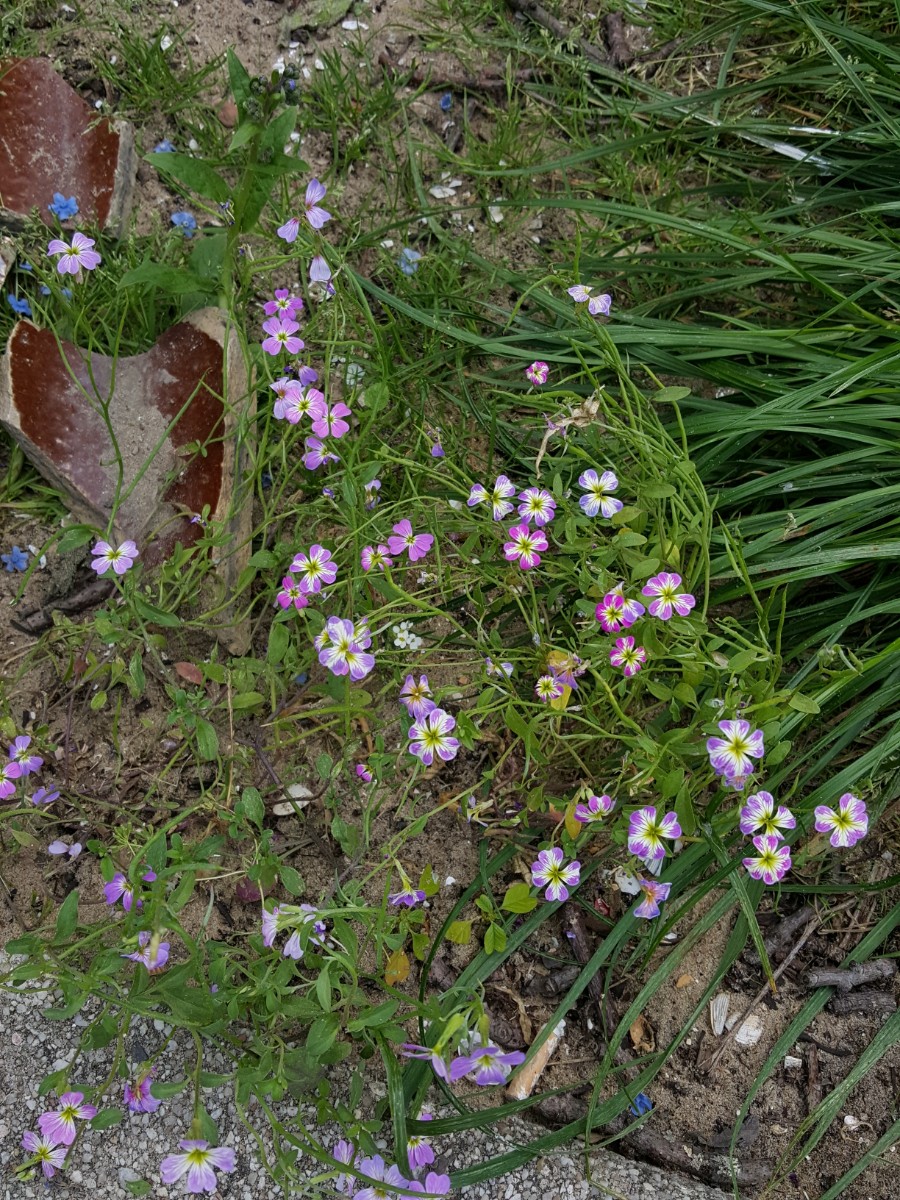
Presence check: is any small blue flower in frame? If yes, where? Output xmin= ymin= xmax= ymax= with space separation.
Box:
xmin=629 ymin=1092 xmax=653 ymax=1117
xmin=261 ymin=470 xmax=273 ymax=490
xmin=398 ymin=247 xmax=422 ymax=276
xmin=39 ymin=286 xmax=73 ymax=299
xmin=48 ymin=193 xmax=79 ymax=219
xmin=6 ymin=294 xmax=32 ymax=317
xmin=171 ymin=211 xmax=197 ymax=237
xmin=154 ymin=139 xmax=176 ymax=153
xmin=440 ymin=92 xmax=453 ymax=112
xmin=1 ymin=545 xmax=29 ymax=572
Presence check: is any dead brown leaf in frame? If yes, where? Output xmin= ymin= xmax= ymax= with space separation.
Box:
xmin=629 ymin=1014 xmax=655 ymax=1053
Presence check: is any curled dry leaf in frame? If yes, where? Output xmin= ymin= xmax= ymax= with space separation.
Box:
xmin=629 ymin=1013 xmax=654 ymax=1054
xmin=174 ymin=661 xmax=204 ymax=686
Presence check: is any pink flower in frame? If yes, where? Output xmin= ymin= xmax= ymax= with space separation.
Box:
xmin=578 ymin=469 xmax=622 ymax=519
xmin=311 ymin=400 xmax=351 ymax=439
xmin=575 ymin=793 xmax=615 ymax=823
xmin=567 ymin=283 xmax=611 ymax=316
xmin=503 ymin=522 xmax=547 ymax=569
xmin=276 ymin=574 xmax=309 ymax=611
xmin=37 ymin=1092 xmax=98 ymax=1146
xmin=302 ymin=436 xmax=340 ymax=470
xmin=814 ymin=794 xmax=868 ymax=848
xmin=124 ymin=1068 xmax=161 ymax=1113
xmin=355 ymin=763 xmax=373 ymax=783
xmin=271 ymin=379 xmax=325 ymax=424
xmin=160 ymin=1140 xmax=236 ymax=1194
xmin=47 ymin=231 xmax=101 ymax=275
xmin=595 ymin=592 xmax=626 ymax=633
xmin=263 ymin=288 xmax=303 ymax=317
xmin=261 ymin=316 xmax=304 ymax=356
xmin=400 ymin=674 xmax=435 ymax=719
xmin=406 ymin=1172 xmax=452 ymax=1195
xmin=525 ymin=360 xmax=549 ymax=385
xmin=0 ymin=759 xmax=22 ymax=798
xmin=641 ymin=572 xmax=696 ymax=620
xmin=303 ymin=178 xmax=332 ymax=229
xmin=289 ymin=544 xmax=337 ymax=594
xmin=408 ymin=708 xmax=459 ymax=766
xmin=743 ymin=835 xmax=791 ymax=884
xmin=310 ymin=254 xmax=335 ymax=297
xmin=534 ymin=674 xmax=563 ymax=702
xmin=634 ymin=877 xmax=671 ymax=920
xmin=90 ymin=538 xmax=138 ymax=576
xmin=318 ymin=617 xmax=375 ymax=680
xmin=627 ymin=806 xmax=681 ymax=861
xmin=610 ymin=636 xmax=646 ymax=677
xmin=21 ymin=1130 xmax=67 ymax=1179
xmin=517 ymin=486 xmax=556 ymax=527
xmin=387 ymin=519 xmax=434 ymax=562
xmin=531 ymin=847 xmax=580 ymax=902
xmin=361 ymin=544 xmax=393 ymax=572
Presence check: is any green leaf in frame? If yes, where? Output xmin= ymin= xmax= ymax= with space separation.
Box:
xmin=132 ymin=594 xmax=181 ymax=627
xmin=150 ymin=1080 xmax=189 ymax=1100
xmin=91 ymin=1107 xmax=124 ymax=1130
xmin=446 ymin=919 xmax=472 ymax=945
xmin=729 ymin=648 xmax=759 ymax=673
xmin=267 ymin=621 xmax=290 ymax=665
xmin=232 ymin=691 xmax=264 ymax=710
xmin=56 ymin=525 xmax=95 ymax=554
xmin=347 ymin=1000 xmax=400 ymax=1031
xmin=501 ymin=882 xmax=538 ymax=914
xmin=129 ymin=650 xmax=146 ymax=696
xmin=125 ymin=1180 xmax=152 ymax=1197
xmin=227 ymin=49 xmax=251 ymax=109
xmin=484 ymin=923 xmax=507 ymax=954
xmin=306 ymin=1014 xmax=340 ymax=1057
xmin=316 ymin=963 xmax=332 ymax=1013
xmin=280 ymin=865 xmax=304 ymax=895
xmin=789 ymin=692 xmax=821 ymax=715
xmin=118 ymin=261 xmax=213 ymax=296
xmin=54 ymin=890 xmax=79 ymax=942
xmin=195 ymin=718 xmax=219 ymax=761
xmin=147 ymin=152 xmax=230 ymax=202
xmin=237 ymin=787 xmax=264 ymax=830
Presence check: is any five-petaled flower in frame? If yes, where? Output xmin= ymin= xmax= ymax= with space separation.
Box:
xmin=48 ymin=193 xmax=79 ymax=219
xmin=525 ymin=360 xmax=549 ymax=385
xmin=400 ymin=674 xmax=436 ymax=719
xmin=814 ymin=794 xmax=868 ymax=848
xmin=578 ymin=469 xmax=623 ymax=519
xmin=361 ymin=544 xmax=393 ymax=572
xmin=0 ymin=760 xmax=23 ymax=798
xmin=21 ymin=1130 xmax=67 ymax=1179
xmin=504 ymin=523 xmax=547 ymax=570
xmin=739 ymin=791 xmax=796 ymax=838
xmin=535 ymin=674 xmax=563 ymax=702
xmin=531 ymin=847 xmax=580 ymax=902
xmin=277 ymin=179 xmax=332 ymax=241
xmin=468 ymin=475 xmax=516 ymax=521
xmin=517 ymin=486 xmax=557 ymax=527
xmin=124 ymin=931 xmax=170 ymax=971
xmin=706 ymin=719 xmax=765 ymax=780
xmin=261 ymin=315 xmax=304 ymax=356
xmin=627 ymin=806 xmax=681 ymax=861
xmin=9 ymin=735 xmax=42 ymax=774
xmin=567 ymin=283 xmax=612 ymax=316
xmin=2 ymin=544 xmax=29 ymax=571
xmin=387 ymin=519 xmax=434 ymax=562
xmin=290 ymin=544 xmax=338 ymax=594
xmin=634 ymin=876 xmax=672 ymax=920
xmin=453 ymin=1044 xmax=527 ymax=1086
xmin=160 ymin=1139 xmax=236 ymax=1194
xmin=610 ymin=636 xmax=646 ymax=677
xmin=575 ymin=793 xmax=616 ymax=823
xmin=47 ymin=231 xmax=101 ymax=275
xmin=743 ymin=834 xmax=792 ymax=884
xmin=170 ymin=210 xmax=197 ymax=236
xmin=276 ymin=574 xmax=309 ymax=611
xmin=90 ymin=539 xmax=138 ymax=576
xmin=408 ymin=707 xmax=459 ymax=766
xmin=263 ymin=288 xmax=303 ymax=318
xmin=595 ymin=593 xmax=627 ymax=633
xmin=311 ymin=400 xmax=351 ymax=439
xmin=641 ymin=572 xmax=696 ymax=620
xmin=37 ymin=1091 xmax=98 ymax=1146
xmin=318 ymin=616 xmax=375 ymax=680
xmin=303 ymin=435 xmax=340 ymax=470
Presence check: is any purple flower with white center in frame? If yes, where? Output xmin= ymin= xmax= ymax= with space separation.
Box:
xmin=408 ymin=708 xmax=459 ymax=766
xmin=739 ymin=791 xmax=796 ymax=838
xmin=21 ymin=1130 xmax=67 ymax=1179
xmin=534 ymin=674 xmax=563 ymax=702
xmin=160 ymin=1140 xmax=236 ymax=1194
xmin=517 ymin=486 xmax=556 ymax=527
xmin=578 ymin=469 xmax=623 ymax=519
xmin=104 ymin=872 xmax=139 ymax=911
xmin=454 ymin=1043 xmax=527 ymax=1086
xmin=525 ymin=360 xmax=549 ymax=385
xmin=388 ymin=519 xmax=434 ymax=562
xmin=567 ymin=283 xmax=612 ymax=316
xmin=610 ymin=584 xmax=645 ymax=625
xmin=627 ymin=807 xmax=681 ymax=861
xmin=641 ymin=572 xmax=696 ymax=620
xmin=467 ymin=475 xmax=516 ymax=521
xmin=743 ymin=835 xmax=792 ymax=884
xmin=124 ymin=1067 xmax=161 ymax=1113
xmin=290 ymin=544 xmax=337 ymax=594
xmin=90 ymin=538 xmax=138 ymax=576
xmin=310 ymin=254 xmax=335 ymax=298
xmin=261 ymin=315 xmax=304 ymax=356
xmin=485 ymin=657 xmax=514 ymax=679
xmin=547 ymin=652 xmax=586 ymax=690
xmin=319 ymin=617 xmax=375 ymax=680
xmin=263 ymin=288 xmax=303 ymax=317
xmin=332 ymin=1139 xmax=357 ymax=1194
xmin=634 ymin=877 xmax=672 ymax=920
xmin=276 ymin=574 xmax=309 ymax=611
xmin=610 ymin=636 xmax=647 ymax=677
xmin=361 ymin=544 xmax=393 ymax=572
xmin=31 ymin=786 xmax=59 ymax=806
xmin=311 ymin=400 xmax=352 ymax=439
xmin=365 ymin=479 xmax=382 ymax=509
xmin=575 ymin=793 xmax=616 ymax=823
xmin=354 ymin=1154 xmax=409 ymax=1200
xmin=9 ymin=735 xmax=42 ymax=774
xmin=0 ymin=763 xmax=22 ymax=801
xmin=407 ymin=1113 xmax=435 ymax=1172
xmin=47 ymin=231 xmax=101 ymax=275
xmin=814 ymin=793 xmax=869 ymax=848
xmin=302 ymin=435 xmax=340 ymax=470
xmin=531 ymin=847 xmax=580 ymax=901
xmin=48 ymin=839 xmax=81 ymax=857
xmin=504 ymin=522 xmax=547 ymax=570
xmin=706 ymin=719 xmax=765 ymax=778
xmin=356 ymin=763 xmax=373 ymax=783
xmin=37 ymin=1092 xmax=98 ymax=1146
xmin=400 ymin=674 xmax=436 ymax=719
xmin=389 ymin=878 xmax=427 ymax=906
xmin=406 ymin=1172 xmax=452 ymax=1195
xmin=124 ymin=931 xmax=170 ymax=971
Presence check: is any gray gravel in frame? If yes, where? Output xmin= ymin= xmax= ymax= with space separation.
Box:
xmin=0 ymin=953 xmax=728 ymax=1200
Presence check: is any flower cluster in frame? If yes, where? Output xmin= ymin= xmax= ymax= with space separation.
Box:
xmin=262 ymin=903 xmax=328 ymax=959
xmin=20 ymin=1091 xmax=97 ymax=1179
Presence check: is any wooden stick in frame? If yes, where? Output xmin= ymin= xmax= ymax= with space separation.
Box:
xmin=506 ymin=1019 xmax=565 ymax=1099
